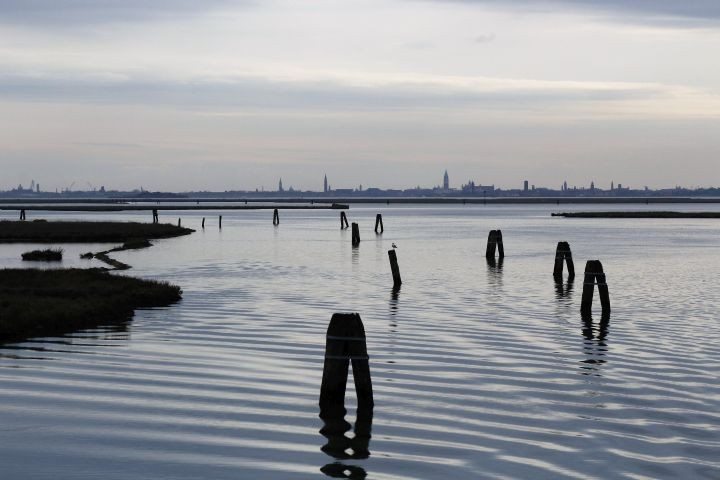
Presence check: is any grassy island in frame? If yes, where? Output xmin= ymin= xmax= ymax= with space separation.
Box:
xmin=0 ymin=220 xmax=194 ymax=243
xmin=21 ymin=248 xmax=63 ymax=261
xmin=0 ymin=268 xmax=181 ymax=343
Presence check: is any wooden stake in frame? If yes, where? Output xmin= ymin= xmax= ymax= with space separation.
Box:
xmin=273 ymin=208 xmax=280 ymax=226
xmin=580 ymin=260 xmax=611 ymax=315
xmin=374 ymin=214 xmax=384 ymax=234
xmin=388 ymin=249 xmax=402 ymax=288
xmin=319 ymin=313 xmax=374 ymax=418
xmin=351 ymin=222 xmax=360 ymax=246
xmin=553 ymin=241 xmax=575 ymax=280
xmin=340 ymin=211 xmax=349 ymax=230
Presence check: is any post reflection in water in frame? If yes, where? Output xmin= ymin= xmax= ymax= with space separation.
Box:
xmin=486 ymin=256 xmax=504 ymax=289
xmin=389 ymin=286 xmax=400 ymax=318
xmin=580 ymin=312 xmax=611 ymax=375
xmin=554 ymin=277 xmax=574 ymax=299
xmin=319 ymin=405 xmax=373 ymax=479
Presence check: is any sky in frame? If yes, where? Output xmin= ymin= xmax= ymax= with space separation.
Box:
xmin=1 ymin=0 xmax=719 ymax=192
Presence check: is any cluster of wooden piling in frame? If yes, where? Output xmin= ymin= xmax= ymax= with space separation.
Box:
xmin=485 ymin=230 xmax=504 ymax=259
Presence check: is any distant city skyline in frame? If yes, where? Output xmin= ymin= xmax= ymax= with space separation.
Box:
xmin=1 ymin=1 xmax=719 ymax=190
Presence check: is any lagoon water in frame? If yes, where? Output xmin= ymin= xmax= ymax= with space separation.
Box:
xmin=1 ymin=204 xmax=719 ymax=479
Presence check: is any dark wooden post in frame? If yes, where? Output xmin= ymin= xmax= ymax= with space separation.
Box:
xmin=553 ymin=241 xmax=575 ymax=280
xmin=273 ymin=208 xmax=280 ymax=226
xmin=340 ymin=211 xmax=349 ymax=230
xmin=388 ymin=249 xmax=402 ymax=288
xmin=219 ymin=215 xmax=222 ymax=229
xmin=374 ymin=214 xmax=384 ymax=234
xmin=177 ymin=218 xmax=181 ymax=227
xmin=580 ymin=260 xmax=611 ymax=315
xmin=19 ymin=209 xmax=26 ymax=221
xmin=351 ymin=223 xmax=360 ymax=246
xmin=486 ymin=230 xmax=505 ymax=259
xmin=319 ymin=313 xmax=374 ymax=417
xmin=152 ymin=209 xmax=158 ymax=224
xmin=201 ymin=217 xmax=205 ymax=229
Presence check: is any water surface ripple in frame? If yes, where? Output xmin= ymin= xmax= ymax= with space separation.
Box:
xmin=1 ymin=205 xmax=719 ymax=479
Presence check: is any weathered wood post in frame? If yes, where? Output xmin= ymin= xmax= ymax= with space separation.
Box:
xmin=351 ymin=223 xmax=360 ymax=246
xmin=319 ymin=313 xmax=374 ymax=418
xmin=19 ymin=209 xmax=26 ymax=221
xmin=580 ymin=260 xmax=611 ymax=315
xmin=273 ymin=208 xmax=280 ymax=226
xmin=485 ymin=230 xmax=505 ymax=259
xmin=177 ymin=218 xmax=181 ymax=227
xmin=219 ymin=215 xmax=222 ymax=229
xmin=374 ymin=214 xmax=384 ymax=234
xmin=553 ymin=241 xmax=575 ymax=280
xmin=388 ymin=249 xmax=402 ymax=288
xmin=152 ymin=209 xmax=159 ymax=224
xmin=340 ymin=211 xmax=349 ymax=230
xmin=201 ymin=217 xmax=205 ymax=229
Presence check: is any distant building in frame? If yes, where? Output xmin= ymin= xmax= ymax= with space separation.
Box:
xmin=443 ymin=170 xmax=449 ymax=190
xmin=324 ymin=174 xmax=328 ymax=193
xmin=523 ymin=180 xmax=529 ymax=192
xmin=278 ymin=178 xmax=284 ymax=192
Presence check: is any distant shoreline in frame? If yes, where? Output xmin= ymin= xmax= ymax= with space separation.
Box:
xmin=552 ymin=211 xmax=720 ymax=218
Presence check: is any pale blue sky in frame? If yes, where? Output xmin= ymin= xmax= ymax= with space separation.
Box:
xmin=1 ymin=0 xmax=718 ymax=191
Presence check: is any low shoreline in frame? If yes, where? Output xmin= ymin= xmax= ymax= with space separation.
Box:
xmin=0 ymin=268 xmax=182 ymax=343
xmin=552 ymin=211 xmax=720 ymax=218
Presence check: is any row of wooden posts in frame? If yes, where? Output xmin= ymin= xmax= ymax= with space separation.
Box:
xmin=320 ymin=227 xmax=611 ymax=421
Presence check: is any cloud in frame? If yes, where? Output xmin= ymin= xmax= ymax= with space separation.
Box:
xmin=474 ymin=33 xmax=495 ymax=44
xmin=428 ymin=0 xmax=720 ymax=26
xmin=0 ymin=0 xmax=245 ymax=26
xmin=1 ymin=68 xmax=718 ymax=120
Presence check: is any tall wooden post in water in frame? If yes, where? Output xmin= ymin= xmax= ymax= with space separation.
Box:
xmin=273 ymin=208 xmax=280 ymax=226
xmin=553 ymin=241 xmax=575 ymax=280
xmin=486 ymin=230 xmax=504 ymax=259
xmin=319 ymin=313 xmax=374 ymax=417
xmin=388 ymin=249 xmax=402 ymax=288
xmin=351 ymin=223 xmax=360 ymax=246
xmin=374 ymin=214 xmax=384 ymax=234
xmin=340 ymin=211 xmax=349 ymax=230
xmin=580 ymin=260 xmax=611 ymax=315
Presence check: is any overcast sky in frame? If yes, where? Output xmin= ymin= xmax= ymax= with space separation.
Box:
xmin=1 ymin=0 xmax=719 ymax=191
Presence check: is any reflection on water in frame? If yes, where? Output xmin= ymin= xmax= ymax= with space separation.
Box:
xmin=320 ymin=405 xmax=373 ymax=479
xmin=580 ymin=313 xmax=610 ymax=375
xmin=554 ymin=278 xmax=574 ymax=299
xmin=389 ymin=287 xmax=400 ymax=317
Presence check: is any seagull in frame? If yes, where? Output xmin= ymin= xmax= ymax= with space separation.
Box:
xmin=391 ymin=243 xmax=397 ymax=249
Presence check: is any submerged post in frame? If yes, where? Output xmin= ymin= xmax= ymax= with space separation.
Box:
xmin=351 ymin=223 xmax=360 ymax=246
xmin=273 ymin=208 xmax=280 ymax=226
xmin=375 ymin=214 xmax=384 ymax=234
xmin=486 ymin=230 xmax=505 ymax=259
xmin=319 ymin=313 xmax=374 ymax=416
xmin=340 ymin=211 xmax=349 ymax=230
xmin=580 ymin=260 xmax=611 ymax=315
xmin=388 ymin=249 xmax=402 ymax=288
xmin=553 ymin=241 xmax=575 ymax=280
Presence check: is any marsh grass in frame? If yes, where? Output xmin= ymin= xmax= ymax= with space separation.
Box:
xmin=21 ymin=248 xmax=63 ymax=261
xmin=0 ymin=268 xmax=181 ymax=342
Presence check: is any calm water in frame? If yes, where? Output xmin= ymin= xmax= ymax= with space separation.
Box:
xmin=1 ymin=205 xmax=719 ymax=479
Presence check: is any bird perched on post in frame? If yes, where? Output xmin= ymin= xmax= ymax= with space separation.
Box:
xmin=391 ymin=243 xmax=397 ymax=249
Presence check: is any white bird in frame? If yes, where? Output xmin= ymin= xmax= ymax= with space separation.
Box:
xmin=392 ymin=242 xmax=397 ymax=249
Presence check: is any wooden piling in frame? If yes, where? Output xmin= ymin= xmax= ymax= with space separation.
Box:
xmin=219 ymin=215 xmax=222 ymax=229
xmin=201 ymin=217 xmax=205 ymax=229
xmin=553 ymin=241 xmax=575 ymax=280
xmin=19 ymin=209 xmax=26 ymax=221
xmin=351 ymin=223 xmax=360 ymax=246
xmin=177 ymin=218 xmax=181 ymax=227
xmin=388 ymin=249 xmax=402 ymax=288
xmin=374 ymin=214 xmax=384 ymax=234
xmin=580 ymin=260 xmax=611 ymax=315
xmin=152 ymin=209 xmax=158 ymax=224
xmin=485 ymin=229 xmax=505 ymax=259
xmin=340 ymin=211 xmax=349 ymax=230
xmin=273 ymin=208 xmax=279 ymax=226
xmin=319 ymin=313 xmax=374 ymax=417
